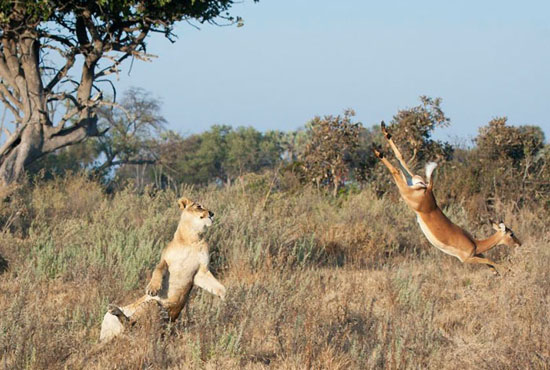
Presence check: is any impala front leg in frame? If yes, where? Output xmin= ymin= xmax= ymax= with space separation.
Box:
xmin=373 ymin=147 xmax=410 ymax=192
xmin=464 ymin=255 xmax=502 ymax=276
xmin=381 ymin=121 xmax=415 ymax=181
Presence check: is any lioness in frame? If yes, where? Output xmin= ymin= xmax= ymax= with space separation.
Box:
xmin=99 ymin=197 xmax=226 ymax=342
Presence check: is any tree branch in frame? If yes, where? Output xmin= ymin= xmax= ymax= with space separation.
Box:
xmin=94 ymin=53 xmax=131 ymax=78
xmin=0 ymin=81 xmax=23 ymax=112
xmin=112 ymin=158 xmax=156 ymax=166
xmin=47 ymin=91 xmax=102 ymax=136
xmin=0 ymin=123 xmax=27 ymax=158
xmin=41 ymin=32 xmax=76 ymax=49
xmin=0 ymin=94 xmax=21 ymax=122
xmin=0 ymin=55 xmax=17 ymax=91
xmin=44 ymin=51 xmax=76 ymax=92
xmin=43 ymin=116 xmax=102 ymax=153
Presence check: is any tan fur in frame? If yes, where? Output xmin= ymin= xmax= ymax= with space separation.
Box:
xmin=373 ymin=122 xmax=521 ymax=274
xmin=99 ymin=197 xmax=225 ymax=342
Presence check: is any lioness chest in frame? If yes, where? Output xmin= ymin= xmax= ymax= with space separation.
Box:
xmin=163 ymin=243 xmax=209 ymax=299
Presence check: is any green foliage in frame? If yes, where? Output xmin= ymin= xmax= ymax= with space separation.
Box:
xmin=298 ymin=109 xmax=369 ymax=196
xmin=0 ymin=0 xmax=240 ymax=29
xmin=386 ymin=96 xmax=453 ymax=164
xmin=225 ymin=127 xmax=283 ymax=178
xmin=149 ymin=125 xmax=283 ymax=187
xmin=476 ymin=117 xmax=545 ymax=165
xmin=463 ymin=117 xmax=549 ymax=210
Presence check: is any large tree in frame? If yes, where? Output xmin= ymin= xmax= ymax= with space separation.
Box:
xmin=147 ymin=125 xmax=282 ymax=188
xmin=299 ymin=109 xmax=364 ymax=196
xmin=93 ymin=87 xmax=166 ymax=176
xmin=0 ymin=0 xmax=250 ymax=187
xmin=384 ymin=96 xmax=453 ymax=165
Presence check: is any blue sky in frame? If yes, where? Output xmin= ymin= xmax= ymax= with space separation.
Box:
xmin=112 ymin=0 xmax=550 ymax=143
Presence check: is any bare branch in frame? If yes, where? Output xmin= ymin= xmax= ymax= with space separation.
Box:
xmin=0 ymin=97 xmax=21 ymax=121
xmin=41 ymin=43 xmax=67 ymax=58
xmin=54 ymin=106 xmax=81 ymax=133
xmin=40 ymin=32 xmax=76 ymax=49
xmin=43 ymin=116 xmax=103 ymax=153
xmin=97 ymin=99 xmax=133 ymax=122
xmin=95 ymin=53 xmax=131 ymax=79
xmin=0 ymin=123 xmax=27 ymax=157
xmin=44 ymin=52 xmax=76 ymax=92
xmin=0 ymin=56 xmax=17 ymax=90
xmin=48 ymin=91 xmax=102 ymax=136
xmin=47 ymin=92 xmax=79 ymax=106
xmin=112 ymin=158 xmax=156 ymax=166
xmin=0 ymin=81 xmax=22 ymax=111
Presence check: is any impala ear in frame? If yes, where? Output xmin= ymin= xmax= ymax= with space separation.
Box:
xmin=490 ymin=219 xmax=499 ymax=231
xmin=178 ymin=197 xmax=192 ymax=210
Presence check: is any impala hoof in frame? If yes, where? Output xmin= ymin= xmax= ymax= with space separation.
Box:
xmin=380 ymin=121 xmax=391 ymax=140
xmin=372 ymin=146 xmax=384 ymax=159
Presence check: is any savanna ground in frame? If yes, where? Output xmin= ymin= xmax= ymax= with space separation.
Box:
xmin=0 ymin=173 xmax=549 ymax=369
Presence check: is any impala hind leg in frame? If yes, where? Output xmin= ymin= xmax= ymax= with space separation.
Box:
xmin=464 ymin=255 xmax=501 ymax=275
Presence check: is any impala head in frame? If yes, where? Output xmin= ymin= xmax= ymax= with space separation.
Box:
xmin=178 ymin=197 xmax=214 ymax=233
xmin=401 ymin=162 xmax=438 ymax=209
xmin=491 ymin=220 xmax=522 ymax=247
xmin=410 ymin=175 xmax=428 ymax=190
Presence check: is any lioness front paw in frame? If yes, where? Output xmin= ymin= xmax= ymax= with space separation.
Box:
xmin=146 ymin=281 xmax=161 ymax=296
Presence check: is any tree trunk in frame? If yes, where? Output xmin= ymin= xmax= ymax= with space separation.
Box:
xmin=0 ymin=119 xmax=43 ymax=186
xmin=0 ymin=17 xmax=102 ymax=189
xmin=333 ymin=178 xmax=339 ymax=197
xmin=0 ymin=115 xmax=99 ymax=188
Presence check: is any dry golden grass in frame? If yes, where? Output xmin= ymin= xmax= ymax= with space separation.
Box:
xmin=0 ymin=174 xmax=549 ymax=369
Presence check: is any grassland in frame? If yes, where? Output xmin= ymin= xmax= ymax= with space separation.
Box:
xmin=0 ymin=174 xmax=549 ymax=369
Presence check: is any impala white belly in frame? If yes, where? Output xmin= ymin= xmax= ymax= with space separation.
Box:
xmin=416 ymin=215 xmax=463 ymax=260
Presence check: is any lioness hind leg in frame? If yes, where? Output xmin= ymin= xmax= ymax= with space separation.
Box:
xmin=130 ymin=300 xmax=170 ymax=335
xmin=108 ymin=304 xmax=130 ymax=322
xmin=100 ymin=300 xmax=169 ymax=342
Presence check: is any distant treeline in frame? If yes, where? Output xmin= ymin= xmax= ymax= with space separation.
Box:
xmin=31 ymin=90 xmax=549 ymax=211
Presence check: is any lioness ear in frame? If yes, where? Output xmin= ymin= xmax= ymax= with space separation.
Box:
xmin=178 ymin=197 xmax=192 ymax=210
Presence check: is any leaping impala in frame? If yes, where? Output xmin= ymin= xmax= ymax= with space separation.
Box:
xmin=373 ymin=122 xmax=521 ymax=274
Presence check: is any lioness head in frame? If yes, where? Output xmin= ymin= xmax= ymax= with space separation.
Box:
xmin=178 ymin=197 xmax=214 ymax=233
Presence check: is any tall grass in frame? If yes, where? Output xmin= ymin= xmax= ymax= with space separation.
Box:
xmin=0 ymin=173 xmax=549 ymax=369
